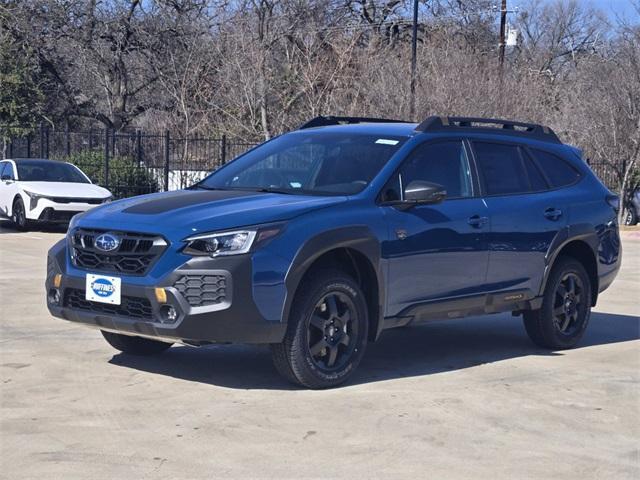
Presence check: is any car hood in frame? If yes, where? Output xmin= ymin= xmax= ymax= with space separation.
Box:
xmin=19 ymin=181 xmax=111 ymax=198
xmin=73 ymin=189 xmax=347 ymax=238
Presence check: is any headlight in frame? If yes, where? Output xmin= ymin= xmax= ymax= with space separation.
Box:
xmin=102 ymin=195 xmax=113 ymax=203
xmin=183 ymin=230 xmax=258 ymax=257
xmin=23 ymin=190 xmax=45 ymax=210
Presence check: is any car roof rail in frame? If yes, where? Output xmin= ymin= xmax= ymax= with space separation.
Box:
xmin=415 ymin=116 xmax=561 ymax=143
xmin=298 ymin=115 xmax=408 ymax=130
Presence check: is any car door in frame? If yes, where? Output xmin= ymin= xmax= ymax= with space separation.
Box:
xmin=0 ymin=161 xmax=17 ymax=218
xmin=381 ymin=139 xmax=490 ymax=317
xmin=471 ymin=141 xmax=568 ymax=297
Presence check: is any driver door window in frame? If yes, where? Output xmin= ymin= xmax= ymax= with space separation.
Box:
xmin=399 ymin=141 xmax=474 ymax=199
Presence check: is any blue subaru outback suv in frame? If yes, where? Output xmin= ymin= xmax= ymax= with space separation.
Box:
xmin=46 ymin=116 xmax=621 ymax=388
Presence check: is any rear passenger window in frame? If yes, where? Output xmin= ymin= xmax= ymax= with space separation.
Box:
xmin=474 ymin=142 xmax=530 ymax=195
xmin=523 ymin=155 xmax=548 ymax=191
xmin=529 ymin=149 xmax=580 ymax=187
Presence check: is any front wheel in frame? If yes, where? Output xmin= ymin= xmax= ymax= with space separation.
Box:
xmin=271 ymin=269 xmax=369 ymax=389
xmin=101 ymin=330 xmax=173 ymax=355
xmin=11 ymin=197 xmax=30 ymax=231
xmin=523 ymin=257 xmax=592 ymax=350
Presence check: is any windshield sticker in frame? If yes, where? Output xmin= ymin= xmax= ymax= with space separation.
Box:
xmin=375 ymin=139 xmax=399 ymax=145
xmin=289 ymin=182 xmax=302 ymax=188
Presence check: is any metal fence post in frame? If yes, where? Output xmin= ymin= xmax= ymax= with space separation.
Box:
xmin=44 ymin=126 xmax=50 ymax=158
xmin=136 ymin=130 xmax=142 ymax=167
xmin=221 ymin=134 xmax=227 ymax=165
xmin=104 ymin=129 xmax=110 ymax=190
xmin=89 ymin=128 xmax=93 ymax=151
xmin=26 ymin=134 xmax=31 ymax=158
xmin=8 ymin=138 xmax=13 ymax=158
xmin=39 ymin=123 xmax=44 ymax=157
xmin=65 ymin=122 xmax=71 ymax=157
xmin=164 ymin=130 xmax=170 ymax=191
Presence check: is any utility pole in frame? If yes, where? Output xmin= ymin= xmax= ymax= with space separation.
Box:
xmin=409 ymin=0 xmax=419 ymax=120
xmin=498 ymin=0 xmax=508 ymax=69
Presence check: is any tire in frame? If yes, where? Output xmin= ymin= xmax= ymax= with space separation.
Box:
xmin=101 ymin=330 xmax=173 ymax=355
xmin=523 ymin=256 xmax=592 ymax=350
xmin=623 ymin=207 xmax=638 ymax=226
xmin=271 ymin=269 xmax=369 ymax=389
xmin=11 ymin=197 xmax=30 ymax=231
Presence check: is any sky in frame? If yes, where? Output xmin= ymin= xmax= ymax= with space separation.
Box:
xmin=583 ymin=0 xmax=638 ymax=19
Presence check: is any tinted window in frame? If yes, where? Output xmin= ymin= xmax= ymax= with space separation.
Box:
xmin=0 ymin=162 xmax=15 ymax=180
xmin=530 ymin=149 xmax=580 ymax=187
xmin=16 ymin=161 xmax=89 ymax=183
xmin=523 ymin=155 xmax=548 ymax=191
xmin=399 ymin=141 xmax=473 ymax=198
xmin=474 ymin=142 xmax=530 ymax=195
xmin=200 ymin=131 xmax=407 ymax=195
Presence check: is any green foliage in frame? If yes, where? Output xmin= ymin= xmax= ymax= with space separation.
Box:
xmin=63 ymin=151 xmax=160 ymax=199
xmin=0 ymin=31 xmax=43 ymax=140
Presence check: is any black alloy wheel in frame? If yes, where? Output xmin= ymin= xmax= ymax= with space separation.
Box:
xmin=523 ymin=256 xmax=591 ymax=350
xmin=551 ymin=272 xmax=584 ymax=336
xmin=271 ymin=269 xmax=368 ymax=389
xmin=307 ymin=291 xmax=359 ymax=372
xmin=12 ymin=198 xmax=28 ymax=230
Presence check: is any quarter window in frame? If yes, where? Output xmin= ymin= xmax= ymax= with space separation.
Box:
xmin=529 ymin=149 xmax=580 ymax=187
xmin=399 ymin=141 xmax=474 ymax=198
xmin=474 ymin=142 xmax=530 ymax=195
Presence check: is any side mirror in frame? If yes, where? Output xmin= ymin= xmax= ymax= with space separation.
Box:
xmin=1 ymin=175 xmax=12 ymax=182
xmin=400 ymin=180 xmax=446 ymax=208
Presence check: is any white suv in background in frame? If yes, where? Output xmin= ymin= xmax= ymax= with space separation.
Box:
xmin=0 ymin=158 xmax=112 ymax=230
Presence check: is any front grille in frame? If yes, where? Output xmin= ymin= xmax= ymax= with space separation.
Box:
xmin=174 ymin=274 xmax=227 ymax=307
xmin=39 ymin=208 xmax=79 ymax=222
xmin=51 ymin=197 xmax=104 ymax=204
xmin=64 ymin=288 xmax=154 ymax=320
xmin=71 ymin=228 xmax=167 ymax=276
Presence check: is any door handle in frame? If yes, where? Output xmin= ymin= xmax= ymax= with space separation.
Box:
xmin=544 ymin=208 xmax=563 ymax=221
xmin=468 ymin=215 xmax=489 ymax=228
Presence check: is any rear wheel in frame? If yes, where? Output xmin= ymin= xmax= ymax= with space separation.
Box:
xmin=271 ymin=269 xmax=368 ymax=389
xmin=523 ymin=257 xmax=592 ymax=349
xmin=623 ymin=207 xmax=638 ymax=226
xmin=11 ymin=197 xmax=30 ymax=231
xmin=101 ymin=330 xmax=173 ymax=355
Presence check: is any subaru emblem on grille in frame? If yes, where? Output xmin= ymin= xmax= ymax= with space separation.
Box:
xmin=95 ymin=233 xmax=121 ymax=252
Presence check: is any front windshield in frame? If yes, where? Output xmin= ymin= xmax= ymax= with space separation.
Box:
xmin=199 ymin=131 xmax=407 ymax=195
xmin=17 ymin=161 xmax=89 ymax=183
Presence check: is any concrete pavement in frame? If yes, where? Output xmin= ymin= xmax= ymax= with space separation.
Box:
xmin=1 ymin=222 xmax=638 ymax=479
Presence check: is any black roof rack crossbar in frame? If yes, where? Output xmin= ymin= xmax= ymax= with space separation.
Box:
xmin=299 ymin=115 xmax=407 ymax=130
xmin=415 ymin=116 xmax=561 ymax=143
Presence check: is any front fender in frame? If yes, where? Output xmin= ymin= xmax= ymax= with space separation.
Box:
xmin=282 ymin=226 xmax=385 ymax=340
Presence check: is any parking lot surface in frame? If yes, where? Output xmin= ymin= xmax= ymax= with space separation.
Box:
xmin=1 ymin=221 xmax=638 ymax=480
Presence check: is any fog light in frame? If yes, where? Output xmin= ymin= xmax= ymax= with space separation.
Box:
xmin=155 ymin=288 xmax=167 ymax=304
xmin=160 ymin=305 xmax=178 ymax=323
xmin=48 ymin=288 xmax=61 ymax=305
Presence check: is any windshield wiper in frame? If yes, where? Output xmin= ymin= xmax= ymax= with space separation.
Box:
xmin=189 ymin=184 xmax=229 ymax=191
xmin=250 ymin=187 xmax=298 ymax=195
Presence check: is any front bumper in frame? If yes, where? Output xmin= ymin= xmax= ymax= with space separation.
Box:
xmin=45 ymin=240 xmax=286 ymax=344
xmin=26 ymin=197 xmax=102 ymax=222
